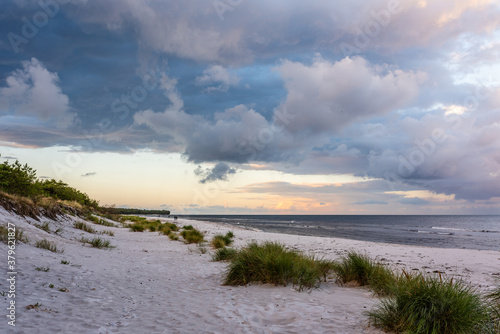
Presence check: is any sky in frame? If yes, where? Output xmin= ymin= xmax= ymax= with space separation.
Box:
xmin=1 ymin=0 xmax=500 ymax=215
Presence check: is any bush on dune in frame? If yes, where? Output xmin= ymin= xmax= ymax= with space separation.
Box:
xmin=212 ymin=247 xmax=238 ymax=261
xmin=332 ymin=251 xmax=397 ymax=296
xmin=223 ymin=241 xmax=334 ymax=291
xmin=369 ymin=272 xmax=493 ymax=334
xmin=181 ymin=228 xmax=204 ymax=244
xmin=210 ymin=231 xmax=234 ymax=249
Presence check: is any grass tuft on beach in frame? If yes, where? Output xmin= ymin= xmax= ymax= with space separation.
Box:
xmin=210 ymin=231 xmax=234 ymax=249
xmin=368 ymin=271 xmax=493 ymax=334
xmin=35 ymin=239 xmax=62 ymax=253
xmin=181 ymin=228 xmax=204 ymax=244
xmin=223 ymin=241 xmax=334 ymax=291
xmin=212 ymin=247 xmax=238 ymax=262
xmin=332 ymin=251 xmax=397 ymax=296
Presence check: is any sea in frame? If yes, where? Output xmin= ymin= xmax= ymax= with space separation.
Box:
xmin=177 ymin=215 xmax=500 ymax=251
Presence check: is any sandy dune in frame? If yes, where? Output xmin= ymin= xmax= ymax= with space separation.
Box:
xmin=1 ymin=208 xmax=498 ymax=333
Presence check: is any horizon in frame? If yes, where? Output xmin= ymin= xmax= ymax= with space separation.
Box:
xmin=1 ymin=1 xmax=500 ymax=215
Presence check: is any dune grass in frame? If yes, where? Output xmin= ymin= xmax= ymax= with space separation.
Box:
xmin=212 ymin=247 xmax=238 ymax=262
xmin=181 ymin=228 xmax=205 ymax=244
xmin=210 ymin=231 xmax=234 ymax=249
xmin=369 ymin=272 xmax=492 ymax=334
xmin=73 ymin=221 xmax=96 ymax=233
xmin=89 ymin=237 xmax=114 ymax=249
xmin=223 ymin=241 xmax=334 ymax=291
xmin=79 ymin=236 xmax=114 ymax=249
xmin=35 ymin=239 xmax=62 ymax=253
xmin=123 ymin=216 xmax=179 ymax=234
xmin=168 ymin=232 xmax=179 ymax=240
xmin=0 ymin=225 xmax=28 ymax=244
xmin=332 ymin=251 xmax=397 ymax=296
xmin=129 ymin=223 xmax=145 ymax=232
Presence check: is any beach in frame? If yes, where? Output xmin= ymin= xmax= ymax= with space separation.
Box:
xmin=1 ymin=208 xmax=499 ymax=334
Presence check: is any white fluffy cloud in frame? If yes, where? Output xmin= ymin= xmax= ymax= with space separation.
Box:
xmin=274 ymin=55 xmax=427 ymax=134
xmin=196 ymin=65 xmax=240 ymax=92
xmin=0 ymin=58 xmax=75 ymax=127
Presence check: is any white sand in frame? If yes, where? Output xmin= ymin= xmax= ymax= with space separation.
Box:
xmin=1 ymin=208 xmax=499 ymax=333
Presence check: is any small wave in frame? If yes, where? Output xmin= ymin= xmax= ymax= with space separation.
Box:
xmin=432 ymin=226 xmax=500 ymax=234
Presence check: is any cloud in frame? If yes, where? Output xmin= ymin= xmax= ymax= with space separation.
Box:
xmin=81 ymin=172 xmax=97 ymax=177
xmin=0 ymin=58 xmax=75 ymax=128
xmin=399 ymin=197 xmax=429 ymax=205
xmin=196 ymin=65 xmax=240 ymax=92
xmin=274 ymin=55 xmax=427 ymax=134
xmin=194 ymin=162 xmax=236 ymax=184
xmin=354 ymin=200 xmax=388 ymax=205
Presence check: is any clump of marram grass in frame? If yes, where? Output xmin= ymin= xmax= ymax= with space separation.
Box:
xmin=73 ymin=222 xmax=96 ymax=233
xmin=212 ymin=247 xmax=238 ymax=262
xmin=0 ymin=225 xmax=28 ymax=244
xmin=332 ymin=251 xmax=397 ymax=296
xmin=210 ymin=231 xmax=234 ymax=249
xmin=168 ymin=232 xmax=179 ymax=241
xmin=223 ymin=241 xmax=334 ymax=291
xmin=35 ymin=239 xmax=62 ymax=253
xmin=129 ymin=223 xmax=145 ymax=232
xmin=88 ymin=237 xmax=114 ymax=249
xmin=487 ymin=285 xmax=500 ymax=330
xmin=182 ymin=225 xmax=194 ymax=230
xmin=35 ymin=266 xmax=49 ymax=272
xmin=181 ymin=228 xmax=204 ymax=244
xmin=369 ymin=271 xmax=492 ymax=334
xmin=87 ymin=214 xmax=118 ymax=227
xmin=35 ymin=222 xmax=50 ymax=233
xmin=100 ymin=230 xmax=114 ymax=237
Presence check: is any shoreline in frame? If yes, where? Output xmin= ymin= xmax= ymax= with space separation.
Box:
xmin=1 ymin=209 xmax=498 ymax=333
xmin=175 ymin=214 xmax=500 ymax=252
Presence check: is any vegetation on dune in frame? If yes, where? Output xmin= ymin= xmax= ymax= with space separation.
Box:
xmin=332 ymin=251 xmax=397 ymax=296
xmin=181 ymin=227 xmax=205 ymax=244
xmin=212 ymin=247 xmax=238 ymax=262
xmin=0 ymin=155 xmax=170 ymax=224
xmin=210 ymin=231 xmax=234 ymax=249
xmin=369 ymin=272 xmax=493 ymax=334
xmin=73 ymin=222 xmax=96 ymax=234
xmin=0 ymin=225 xmax=28 ymax=244
xmin=35 ymin=239 xmax=62 ymax=253
xmin=223 ymin=241 xmax=334 ymax=291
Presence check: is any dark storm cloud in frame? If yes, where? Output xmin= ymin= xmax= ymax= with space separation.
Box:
xmin=194 ymin=162 xmax=236 ymax=184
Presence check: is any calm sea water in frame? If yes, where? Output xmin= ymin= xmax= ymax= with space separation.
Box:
xmin=178 ymin=215 xmax=500 ymax=251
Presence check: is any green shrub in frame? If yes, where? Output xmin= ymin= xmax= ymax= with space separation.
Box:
xmin=181 ymin=228 xmax=204 ymax=244
xmin=89 ymin=237 xmax=114 ymax=249
xmin=159 ymin=226 xmax=172 ymax=236
xmin=0 ymin=158 xmax=37 ymax=197
xmin=210 ymin=231 xmax=235 ymax=249
xmin=168 ymin=232 xmax=179 ymax=241
xmin=182 ymin=225 xmax=194 ymax=230
xmin=73 ymin=222 xmax=96 ymax=233
xmin=60 ymin=260 xmax=70 ymax=265
xmin=223 ymin=241 xmax=334 ymax=291
xmin=369 ymin=272 xmax=491 ymax=334
xmin=129 ymin=223 xmax=145 ymax=232
xmin=332 ymin=251 xmax=396 ymax=296
xmin=35 ymin=239 xmax=62 ymax=253
xmin=212 ymin=247 xmax=238 ymax=261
